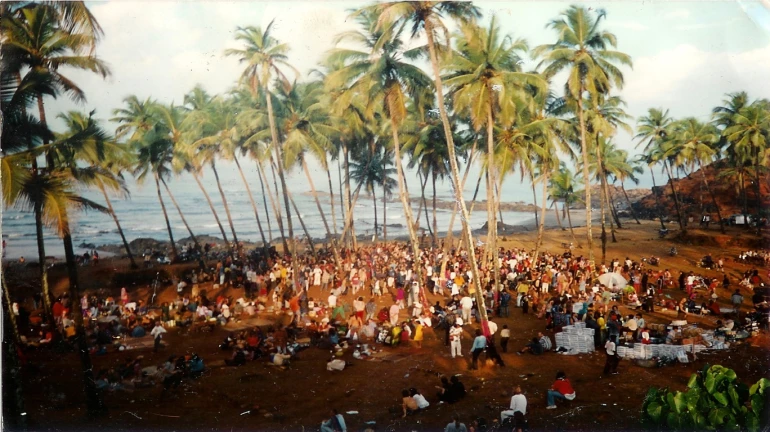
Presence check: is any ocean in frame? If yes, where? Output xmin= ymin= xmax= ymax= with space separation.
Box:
xmin=1 ymin=157 xmax=539 ymax=260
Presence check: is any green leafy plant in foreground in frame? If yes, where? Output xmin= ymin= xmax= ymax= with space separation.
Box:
xmin=641 ymin=365 xmax=770 ymax=431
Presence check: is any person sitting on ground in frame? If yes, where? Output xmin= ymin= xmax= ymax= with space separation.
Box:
xmin=444 ymin=414 xmax=468 ymax=432
xmin=320 ymin=408 xmax=346 ymax=432
xmin=500 ymin=385 xmax=527 ymax=431
xmin=546 ymin=371 xmax=576 ymax=409
xmin=410 ymin=388 xmax=430 ymax=410
xmin=450 ymin=375 xmax=466 ymax=400
xmin=518 ymin=337 xmax=544 ymax=355
xmin=402 ymin=389 xmax=419 ymax=417
xmin=188 ymin=354 xmax=205 ymax=377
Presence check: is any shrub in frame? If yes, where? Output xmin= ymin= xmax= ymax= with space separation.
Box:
xmin=641 ymin=364 xmax=769 ymax=431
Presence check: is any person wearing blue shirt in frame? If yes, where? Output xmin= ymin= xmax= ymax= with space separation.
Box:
xmin=470 ymin=329 xmax=487 ymax=370
xmin=321 ymin=409 xmax=346 ymax=432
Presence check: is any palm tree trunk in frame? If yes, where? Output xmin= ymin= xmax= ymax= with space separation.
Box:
xmin=33 ymin=198 xmax=53 ymax=323
xmin=267 ymin=156 xmax=289 ymax=254
xmin=553 ymin=201 xmax=564 ymax=230
xmin=577 ymin=85 xmax=593 ymax=261
xmin=192 ymin=172 xmax=231 ymax=251
xmin=325 ymin=162 xmax=339 ymax=236
xmin=343 ymin=143 xmax=354 ymax=249
xmin=664 ymin=161 xmax=687 ymax=234
xmin=2 ymin=274 xmax=20 ymax=344
xmin=155 ymin=173 xmax=178 ymax=259
xmin=620 ymin=183 xmax=641 ymax=224
xmin=256 ymin=161 xmax=274 ymax=244
xmin=338 ymin=153 xmax=345 ymax=233
xmin=418 ymin=171 xmax=433 ymax=240
xmin=387 ymin=97 xmax=424 ymax=289
xmin=210 ymin=160 xmax=239 ymax=250
xmin=372 ymin=187 xmax=378 ymax=242
xmin=424 ymin=22 xmax=487 ymax=331
xmin=340 ymin=182 xmax=364 ymax=245
xmin=303 ymin=157 xmax=340 ymax=262
xmin=383 ymin=188 xmax=387 ymax=241
xmin=650 ymin=167 xmax=666 ymax=229
xmin=432 ymin=170 xmax=438 ymax=247
xmin=604 ymin=177 xmax=618 ymax=242
xmin=234 ymin=155 xmax=267 ymax=249
xmin=485 ymin=105 xmax=500 ymax=297
xmin=754 ymin=153 xmax=762 ymax=236
xmin=700 ymin=168 xmax=726 ymax=233
xmin=265 ymin=88 xmax=298 ymax=287
xmin=495 ymin=181 xmax=505 ymax=226
xmin=607 ymin=182 xmax=623 ymax=229
xmin=2 ymin=273 xmax=26 ymax=428
xmin=97 ymin=182 xmax=138 ymax=269
xmin=530 ymin=171 xmax=540 ymax=228
xmin=288 ymin=190 xmax=316 ymax=259
xmin=599 ymin=175 xmax=608 ymax=264
xmin=566 ymin=202 xmax=577 ymax=245
xmin=160 ymin=178 xmax=200 ymax=251
xmin=469 ymin=169 xmax=484 ymax=215
xmin=534 ymin=169 xmax=549 ymax=261
xmin=444 ymin=141 xmax=476 ymax=252
xmin=60 ymin=214 xmax=104 ymax=417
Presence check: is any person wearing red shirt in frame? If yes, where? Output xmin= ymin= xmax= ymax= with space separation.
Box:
xmin=546 ymin=371 xmax=576 ymax=409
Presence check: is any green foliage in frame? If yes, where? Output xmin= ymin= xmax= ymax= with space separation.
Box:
xmin=641 ymin=365 xmax=769 ymax=431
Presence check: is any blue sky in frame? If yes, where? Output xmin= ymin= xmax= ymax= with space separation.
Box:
xmin=52 ymin=1 xmax=770 ymax=193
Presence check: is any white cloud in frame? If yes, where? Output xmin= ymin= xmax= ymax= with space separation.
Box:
xmin=664 ymin=8 xmax=691 ymax=21
xmin=613 ymin=21 xmax=650 ymax=31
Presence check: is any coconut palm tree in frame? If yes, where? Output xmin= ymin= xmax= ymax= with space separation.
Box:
xmin=724 ymin=102 xmax=770 ymax=228
xmin=670 ymin=118 xmax=725 ymax=232
xmin=225 ymin=22 xmax=300 ymax=280
xmin=611 ymin=153 xmax=644 ymax=225
xmin=549 ymin=165 xmax=581 ymax=244
xmin=326 ymin=10 xmax=432 ymax=287
xmin=535 ymin=6 xmax=632 ymax=261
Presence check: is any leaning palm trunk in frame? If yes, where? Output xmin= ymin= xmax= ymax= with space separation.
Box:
xmin=485 ymin=106 xmax=501 ymax=296
xmin=259 ymin=159 xmax=288 ymax=252
xmin=192 ymin=171 xmax=231 ymax=251
xmin=607 ymin=182 xmax=623 ymax=230
xmin=565 ymin=202 xmax=578 ymax=245
xmin=440 ymin=143 xmax=477 ymax=285
xmin=418 ymin=171 xmax=432 ymax=240
xmin=155 ymin=173 xmax=178 ymax=259
xmin=604 ymin=177 xmax=618 ymax=243
xmin=3 ymin=274 xmax=20 ymax=343
xmin=98 ymin=183 xmax=138 ymax=269
xmin=255 ymin=161 xmax=274 ymax=243
xmin=342 ymin=143 xmax=353 ymax=249
xmin=325 ymin=163 xmax=339 ymax=236
xmin=387 ymin=98 xmax=424 ymax=295
xmin=664 ymin=161 xmax=686 ymax=234
xmin=432 ymin=171 xmax=438 ymax=246
xmin=268 ymin=157 xmax=290 ymax=254
xmin=234 ymin=155 xmax=267 ymax=250
xmin=530 ymin=171 xmax=540 ymax=229
xmin=649 ymin=168 xmax=666 ymax=230
xmin=303 ymin=158 xmax=341 ymax=263
xmin=425 ymin=22 xmax=487 ymax=330
xmin=577 ymin=86 xmax=593 ymax=261
xmin=210 ymin=161 xmax=239 ymax=251
xmin=340 ymin=182 xmax=364 ymax=245
xmin=599 ymin=175 xmax=608 ymax=264
xmin=265 ymin=89 xmax=298 ymax=285
xmin=287 ymin=190 xmax=316 ymax=259
xmin=60 ymin=213 xmax=104 ymax=417
xmin=382 ymin=189 xmax=388 ymax=241
xmin=700 ymin=168 xmax=725 ymax=233
xmin=553 ymin=201 xmax=564 ymax=230
xmin=372 ymin=188 xmax=378 ymax=242
xmin=534 ymin=169 xmax=549 ymax=261
xmin=33 ymin=198 xmax=53 ymax=323
xmin=620 ymin=183 xmax=641 ymax=224
xmin=161 ymin=178 xmax=200 ymax=251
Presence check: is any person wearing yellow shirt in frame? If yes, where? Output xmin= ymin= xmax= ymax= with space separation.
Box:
xmin=595 ymin=311 xmax=607 ymax=345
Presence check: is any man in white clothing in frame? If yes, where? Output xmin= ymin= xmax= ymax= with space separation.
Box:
xmin=500 ymin=386 xmax=527 ymax=431
xmin=328 ymin=293 xmax=337 ymax=309
xmin=460 ymin=296 xmax=473 ymax=323
xmin=151 ymin=321 xmax=167 ymax=352
xmin=449 ymin=323 xmax=463 ymax=358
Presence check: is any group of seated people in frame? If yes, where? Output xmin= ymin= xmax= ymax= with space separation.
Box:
xmin=93 ymin=353 xmax=205 ymax=393
xmin=435 ymin=375 xmax=467 ymax=404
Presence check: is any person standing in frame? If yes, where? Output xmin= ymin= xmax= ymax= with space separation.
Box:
xmin=500 ymin=324 xmax=510 ymax=353
xmin=151 ymin=321 xmax=167 ymax=352
xmin=603 ymin=338 xmax=619 ymax=376
xmin=500 ymin=386 xmax=527 ymax=431
xmin=731 ymin=289 xmax=744 ymax=316
xmin=460 ymin=295 xmax=473 ymax=323
xmin=469 ymin=329 xmax=487 ymax=370
xmin=450 ymin=323 xmax=463 ymax=358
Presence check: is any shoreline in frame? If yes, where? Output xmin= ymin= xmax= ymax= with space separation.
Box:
xmin=1 ymin=211 xmax=600 ymax=263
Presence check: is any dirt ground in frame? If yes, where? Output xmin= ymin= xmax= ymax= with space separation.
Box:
xmin=6 ymin=220 xmax=770 ymax=432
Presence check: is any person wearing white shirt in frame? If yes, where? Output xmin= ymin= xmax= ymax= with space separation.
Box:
xmin=487 ymin=320 xmax=498 ymax=336
xmin=150 ymin=321 xmax=167 ymax=352
xmin=460 ymin=296 xmax=473 ymax=323
xmin=500 ymin=386 xmax=527 ymax=428
xmin=449 ymin=323 xmax=463 ymax=358
xmin=328 ymin=293 xmax=337 ymax=308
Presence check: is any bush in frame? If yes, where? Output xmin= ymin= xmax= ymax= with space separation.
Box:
xmin=641 ymin=365 xmax=769 ymax=431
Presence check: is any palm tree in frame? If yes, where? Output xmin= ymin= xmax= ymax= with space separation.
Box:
xmin=670 ymin=118 xmax=725 ymax=232
xmin=53 ymin=111 xmax=142 ymax=267
xmin=549 ymin=165 xmax=581 ymax=245
xmin=226 ymin=21 xmax=300 ymax=281
xmin=535 ymin=6 xmax=632 ymax=261
xmin=131 ymin=123 xmax=178 ymax=259
xmin=635 ymin=108 xmax=685 ymax=231
xmin=612 ymin=153 xmax=644 ymax=225
xmin=326 ymin=11 xmax=432 ymax=288
xmin=724 ymin=102 xmax=770 ymax=226
xmin=444 ymin=16 xmax=546 ymax=299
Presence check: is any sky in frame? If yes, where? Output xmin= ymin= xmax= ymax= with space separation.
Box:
xmin=47 ymin=0 xmax=770 ymax=194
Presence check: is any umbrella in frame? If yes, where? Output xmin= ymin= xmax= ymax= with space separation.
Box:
xmin=598 ymin=273 xmax=628 ymax=290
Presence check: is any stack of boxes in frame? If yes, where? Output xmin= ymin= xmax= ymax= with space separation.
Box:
xmin=554 ymin=322 xmax=595 ymax=354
